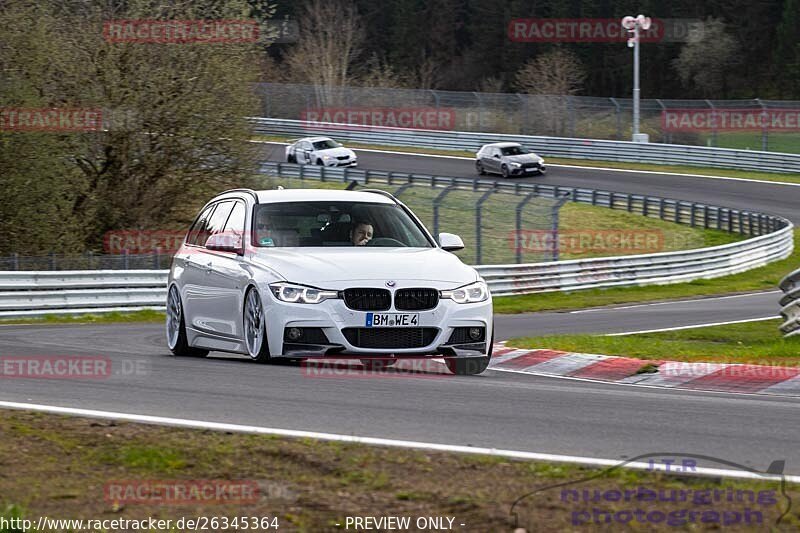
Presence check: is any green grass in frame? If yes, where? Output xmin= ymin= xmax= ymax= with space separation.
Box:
xmin=2 ymin=409 xmax=797 ymax=530
xmin=254 ymin=133 xmax=800 ymax=183
xmin=0 ymin=309 xmax=165 ymax=326
xmin=715 ymin=131 xmax=800 ymax=154
xmin=508 ymin=318 xmax=800 ymax=365
xmin=493 ymin=230 xmax=800 ymax=314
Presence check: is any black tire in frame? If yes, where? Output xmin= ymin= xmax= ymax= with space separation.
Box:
xmin=316 ymin=159 xmax=323 ymax=165
xmin=444 ymin=329 xmax=493 ymax=375
xmin=501 ymin=164 xmax=510 ymax=178
xmin=243 ymin=287 xmax=272 ymax=364
xmin=476 ymin=161 xmax=486 ymax=175
xmin=166 ymin=286 xmax=209 ymax=358
xmin=287 ymin=153 xmax=296 ymax=163
xmin=537 ymin=167 xmax=546 ymax=175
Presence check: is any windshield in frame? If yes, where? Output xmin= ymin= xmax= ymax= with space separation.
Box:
xmin=252 ymin=201 xmax=433 ymax=248
xmin=311 ymin=139 xmax=339 ymax=150
xmin=500 ymin=145 xmax=528 ymax=156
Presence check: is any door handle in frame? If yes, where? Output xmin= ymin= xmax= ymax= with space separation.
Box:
xmin=204 ymin=262 xmax=213 ymax=274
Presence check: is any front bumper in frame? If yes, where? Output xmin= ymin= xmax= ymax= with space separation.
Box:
xmin=322 ymin=158 xmax=358 ymax=167
xmin=262 ymin=288 xmax=492 ymax=359
xmin=510 ymin=164 xmax=545 ymax=175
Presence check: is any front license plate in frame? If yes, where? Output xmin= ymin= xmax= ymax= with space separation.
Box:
xmin=366 ymin=313 xmax=419 ymax=327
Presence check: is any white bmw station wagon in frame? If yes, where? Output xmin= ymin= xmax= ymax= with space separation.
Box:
xmin=166 ymin=188 xmax=493 ymax=375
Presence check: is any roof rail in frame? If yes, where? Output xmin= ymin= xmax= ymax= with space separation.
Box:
xmin=359 ymin=188 xmax=399 ymax=203
xmin=219 ymin=188 xmax=259 ymax=202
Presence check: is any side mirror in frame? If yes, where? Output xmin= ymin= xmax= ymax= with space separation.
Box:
xmin=439 ymin=232 xmax=464 ymax=252
xmin=493 ymin=154 xmax=501 ymax=159
xmin=205 ymin=232 xmax=243 ymax=255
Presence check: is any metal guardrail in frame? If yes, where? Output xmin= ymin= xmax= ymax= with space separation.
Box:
xmin=0 ymin=270 xmax=169 ymax=318
xmin=258 ymin=82 xmax=800 ymax=151
xmin=779 ymin=268 xmax=800 ymax=337
xmin=1 ymin=163 xmax=791 ymax=317
xmin=251 ymin=117 xmax=800 ymax=174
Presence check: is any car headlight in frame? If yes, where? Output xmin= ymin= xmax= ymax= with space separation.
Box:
xmin=508 ymin=162 xmax=521 ymax=168
xmin=322 ymin=155 xmax=332 ymax=160
xmin=440 ymin=281 xmax=489 ymax=304
xmin=538 ymin=158 xmax=545 ymax=164
xmin=269 ymin=282 xmax=339 ymax=304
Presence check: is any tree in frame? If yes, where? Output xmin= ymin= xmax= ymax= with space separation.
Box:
xmin=673 ymin=17 xmax=740 ymax=97
xmin=0 ymin=0 xmax=268 ymax=255
xmin=283 ymin=0 xmax=364 ymax=105
xmin=515 ymin=48 xmax=587 ymax=96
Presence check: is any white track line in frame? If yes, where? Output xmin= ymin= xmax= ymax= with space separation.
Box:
xmin=570 ymin=291 xmax=781 ymax=314
xmin=1 ymin=400 xmax=796 ymax=482
xmin=253 ymin=140 xmax=800 ymax=187
xmin=605 ymin=316 xmax=779 ymax=336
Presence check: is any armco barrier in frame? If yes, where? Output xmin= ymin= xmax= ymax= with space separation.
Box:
xmin=251 ymin=117 xmax=800 ymax=174
xmin=1 ymin=165 xmax=793 ymax=316
xmin=779 ymin=268 xmax=800 ymax=337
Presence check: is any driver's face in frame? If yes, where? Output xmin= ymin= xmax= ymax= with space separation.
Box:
xmin=352 ymin=224 xmax=373 ymax=246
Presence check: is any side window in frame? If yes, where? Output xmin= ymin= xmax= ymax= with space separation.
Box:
xmin=203 ymin=201 xmax=234 ymax=246
xmin=223 ymin=201 xmax=246 ymax=234
xmin=186 ymin=204 xmax=217 ymax=246
xmin=302 ymin=141 xmax=312 ymax=151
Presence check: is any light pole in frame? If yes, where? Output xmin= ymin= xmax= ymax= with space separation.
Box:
xmin=622 ymin=14 xmax=651 ymax=142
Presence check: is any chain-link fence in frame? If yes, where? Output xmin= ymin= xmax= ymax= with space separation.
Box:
xmin=0 ymin=179 xmax=566 ymax=270
xmin=257 ymin=83 xmax=800 ymax=153
xmin=0 ymin=252 xmax=172 ymax=271
xmin=272 ymin=177 xmax=568 ymax=266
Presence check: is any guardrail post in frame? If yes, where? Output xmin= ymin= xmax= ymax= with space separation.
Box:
xmin=626 ymin=194 xmax=632 ymax=212
xmin=551 ymin=192 xmax=571 ymax=261
xmin=432 ymin=185 xmax=458 ymax=239
xmin=515 ymin=193 xmax=536 ymax=263
xmin=674 ymin=201 xmax=681 ymax=224
xmin=49 ymin=251 xmax=56 ymax=271
xmin=154 ymin=248 xmax=161 ymax=269
xmin=123 ymin=249 xmax=129 ymax=270
xmin=705 ymin=99 xmax=718 ymax=147
xmin=642 ymin=198 xmax=649 ymax=217
xmin=756 ymin=98 xmax=768 ymax=151
xmin=690 ymin=204 xmax=696 ymax=227
xmin=610 ymin=97 xmax=621 ymax=140
xmin=475 ymin=186 xmax=497 ymax=264
xmin=87 ymin=250 xmax=93 ymax=269
xmin=11 ymin=253 xmax=18 ymax=271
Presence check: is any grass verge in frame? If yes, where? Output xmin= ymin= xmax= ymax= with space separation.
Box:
xmin=508 ymin=319 xmax=800 ymax=365
xmin=493 ymin=231 xmax=799 ymax=314
xmin=0 ymin=410 xmax=797 ymax=531
xmin=0 ymin=309 xmax=164 ymax=326
xmin=254 ymin=134 xmax=800 ymax=184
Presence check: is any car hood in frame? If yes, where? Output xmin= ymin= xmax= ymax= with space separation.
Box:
xmin=248 ymin=247 xmax=478 ymax=287
xmin=504 ymin=153 xmax=543 ymax=163
xmin=315 ymin=146 xmax=355 ymax=158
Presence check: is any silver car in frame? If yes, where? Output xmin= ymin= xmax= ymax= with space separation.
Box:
xmin=285 ymin=136 xmax=358 ymax=167
xmin=476 ymin=142 xmax=546 ymax=178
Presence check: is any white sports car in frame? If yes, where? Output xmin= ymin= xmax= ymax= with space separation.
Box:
xmin=166 ymin=187 xmax=493 ymax=375
xmin=285 ymin=137 xmax=358 ymax=167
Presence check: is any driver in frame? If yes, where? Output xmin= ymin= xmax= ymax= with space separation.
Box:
xmin=350 ymin=221 xmax=373 ymax=246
